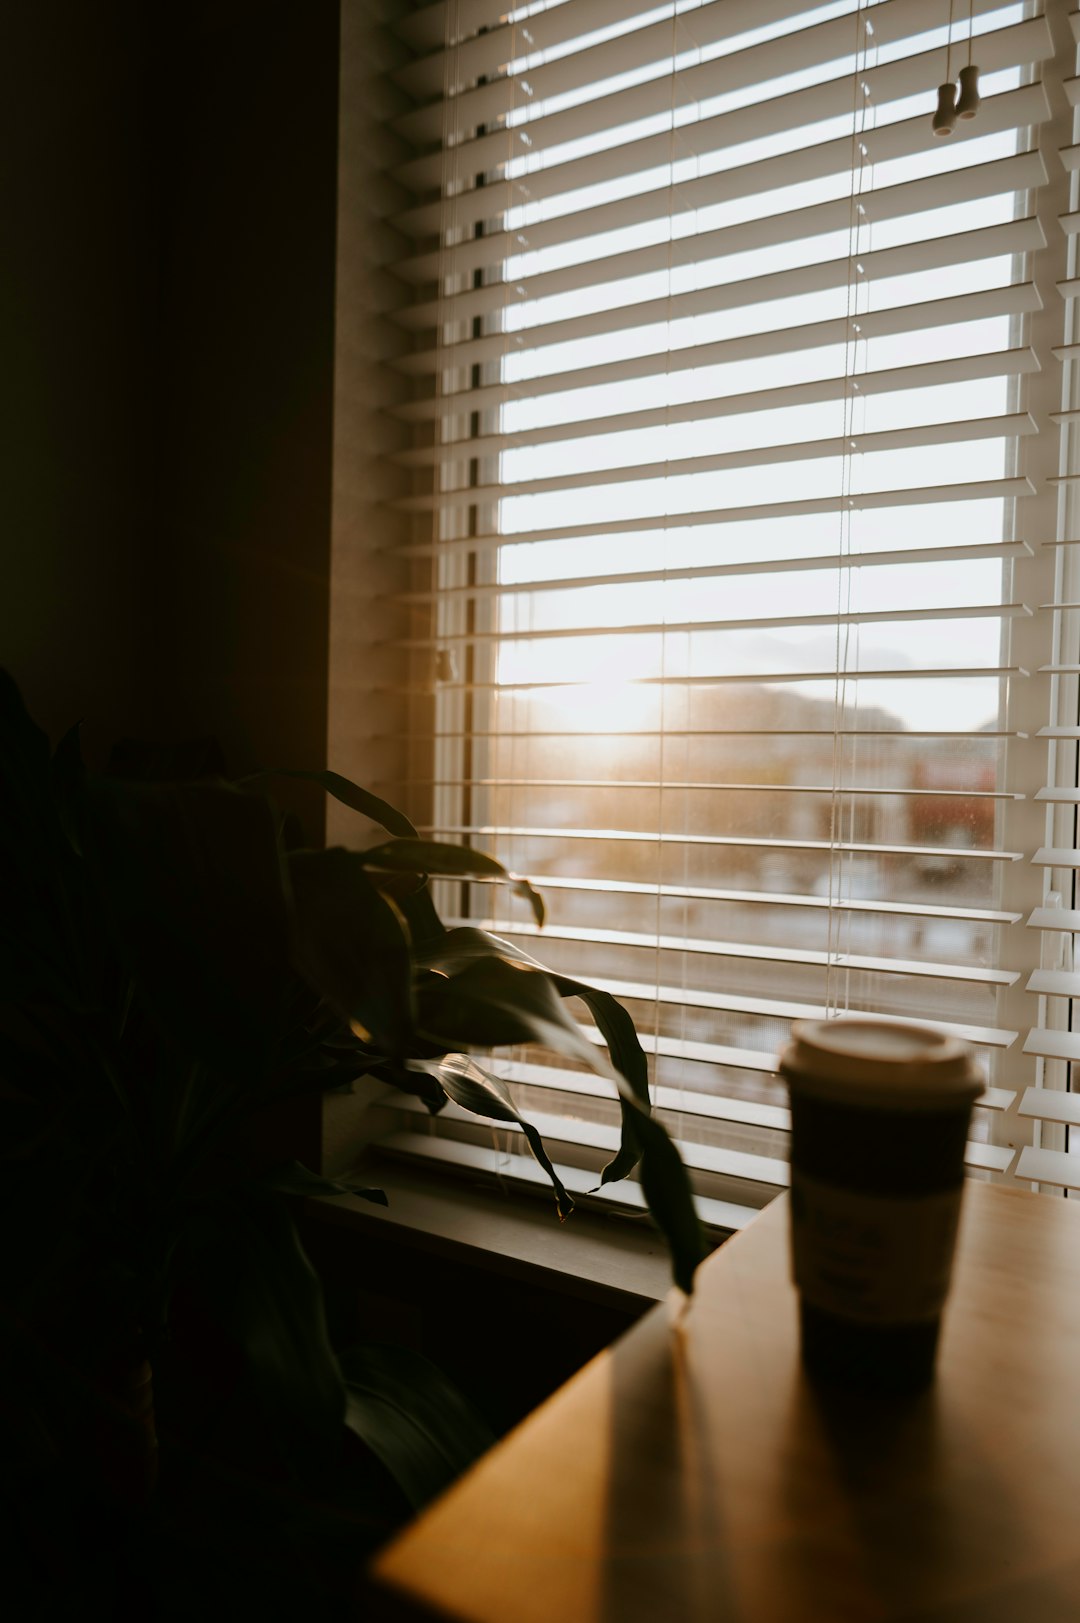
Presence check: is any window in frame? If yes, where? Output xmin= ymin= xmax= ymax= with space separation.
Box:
xmin=377 ymin=0 xmax=1080 ymax=1229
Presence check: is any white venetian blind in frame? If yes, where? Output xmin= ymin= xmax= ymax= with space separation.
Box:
xmin=371 ymin=0 xmax=1080 ymax=1229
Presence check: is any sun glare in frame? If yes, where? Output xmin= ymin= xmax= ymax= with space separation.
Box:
xmin=531 ymin=674 xmax=658 ymax=734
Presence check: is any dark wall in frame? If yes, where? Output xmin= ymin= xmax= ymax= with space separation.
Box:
xmin=3 ymin=1 xmax=341 ymax=838
xmin=3 ymin=4 xmax=160 ymax=755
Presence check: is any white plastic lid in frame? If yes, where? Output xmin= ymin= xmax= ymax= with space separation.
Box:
xmin=780 ymin=1017 xmax=984 ymax=1110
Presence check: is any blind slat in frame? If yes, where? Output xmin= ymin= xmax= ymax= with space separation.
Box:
xmin=398 ymin=348 xmax=1038 ymax=452
xmin=1027 ymin=969 xmax=1080 ymax=998
xmin=410 ymin=658 xmax=1026 ymax=691
xmin=1014 ymin=1146 xmax=1080 ymax=1189
xmin=583 ymin=985 xmax=1018 ymax=1056
xmin=410 ymin=602 xmax=1028 ymax=648
xmin=1022 ymin=1029 xmax=1080 ymax=1062
xmin=401 ymin=541 xmax=1032 ymax=602
xmin=444 ymin=917 xmax=1017 ymax=984
xmin=398 ymin=414 xmax=1035 ymax=509
xmin=1018 ymin=1087 xmax=1080 ymax=1126
xmin=402 ymin=476 xmax=1035 ymax=556
xmin=406 ymin=733 xmax=1021 ymax=750
xmin=1028 ymin=908 xmax=1080 ymax=931
xmin=1033 ymin=847 xmax=1080 ymax=869
xmin=417 ymin=660 xmax=1029 ymax=691
xmin=406 ymin=777 xmax=1021 ymax=800
xmin=440 ymin=872 xmax=1018 ymax=925
xmin=431 ymin=826 xmax=1021 ymax=862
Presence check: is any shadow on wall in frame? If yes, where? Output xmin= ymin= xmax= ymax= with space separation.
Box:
xmin=3 ymin=0 xmax=341 ymax=839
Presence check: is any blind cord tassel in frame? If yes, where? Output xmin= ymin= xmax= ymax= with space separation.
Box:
xmin=956 ymin=0 xmax=980 ymax=120
xmin=933 ymin=81 xmax=958 ymax=137
xmin=956 ymin=64 xmax=981 ymax=121
xmin=933 ymin=0 xmax=978 ymax=135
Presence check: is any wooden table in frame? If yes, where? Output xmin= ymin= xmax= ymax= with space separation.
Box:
xmin=371 ymin=1181 xmax=1080 ymax=1622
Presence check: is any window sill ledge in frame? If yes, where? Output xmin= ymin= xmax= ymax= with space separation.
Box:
xmin=299 ymin=1157 xmax=685 ymax=1314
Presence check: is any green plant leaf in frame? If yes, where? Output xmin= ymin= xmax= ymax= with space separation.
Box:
xmin=424 ymin=936 xmax=652 ymax=1181
xmin=342 ymin=1342 xmax=494 ymax=1511
xmin=239 ymin=769 xmax=418 ymax=839
xmin=412 ymin=928 xmax=651 ymax=1184
xmin=366 ymin=1059 xmax=448 ymax=1114
xmin=362 ymin=839 xmax=545 ymax=928
xmin=263 ymin=1159 xmax=388 ymax=1206
xmin=416 ymin=933 xmax=706 ymax=1294
xmin=547 ymin=975 xmax=648 ymax=1188
xmin=424 ymin=1053 xmax=573 ymax=1219
xmin=633 ymin=1116 xmax=708 ymax=1297
xmin=415 ymin=924 xmax=535 ymax=972
xmin=394 ymin=881 xmax=446 ymax=949
xmin=185 ymin=1191 xmax=346 ymax=1478
xmin=417 ymin=949 xmax=612 ymax=1074
xmin=80 ymin=776 xmax=291 ymax=1073
xmin=288 ymin=848 xmax=415 ymax=1054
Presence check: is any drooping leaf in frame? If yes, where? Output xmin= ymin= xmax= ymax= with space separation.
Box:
xmin=417 ymin=933 xmax=705 ymax=1293
xmin=548 ymin=975 xmax=648 ymax=1188
xmin=239 ymin=769 xmax=418 ymax=840
xmin=362 ymin=839 xmax=545 ymax=928
xmin=424 ymin=1053 xmax=573 ymax=1219
xmin=415 ymin=924 xmax=535 ymax=974
xmin=419 ymin=930 xmax=650 ymax=1174
xmin=185 ymin=1191 xmax=346 ymax=1478
xmin=288 ymin=848 xmax=414 ymax=1054
xmin=633 ymin=1115 xmax=707 ymax=1296
xmin=367 ymin=1059 xmax=448 ymax=1115
xmin=263 ymin=1159 xmax=388 ymax=1206
xmin=394 ymin=881 xmax=446 ymax=949
xmin=419 ymin=925 xmax=650 ymax=1179
xmin=417 ymin=952 xmax=612 ymax=1075
xmin=342 ymin=1342 xmax=495 ymax=1511
xmin=80 ymin=776 xmax=291 ymax=1073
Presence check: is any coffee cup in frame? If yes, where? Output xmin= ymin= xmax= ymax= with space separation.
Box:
xmin=779 ymin=1017 xmax=984 ymax=1394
